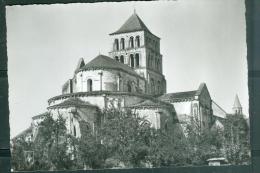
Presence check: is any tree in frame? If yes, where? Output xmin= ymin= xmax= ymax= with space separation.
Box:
xmin=184 ymin=115 xmax=224 ymax=165
xmin=99 ymin=108 xmax=189 ymax=168
xmin=32 ymin=113 xmax=76 ymax=170
xmin=78 ymin=120 xmax=107 ymax=169
xmin=11 ymin=135 xmax=34 ymax=171
xmin=13 ymin=107 xmax=251 ymax=170
xmin=146 ymin=128 xmax=189 ymax=167
xmin=222 ymin=114 xmax=250 ymax=165
xmin=100 ymin=108 xmax=152 ymax=168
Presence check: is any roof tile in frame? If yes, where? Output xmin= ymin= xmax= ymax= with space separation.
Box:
xmin=159 ymin=90 xmax=197 ymax=102
xmin=48 ymin=98 xmax=97 ymax=109
xmin=77 ymin=54 xmax=141 ymax=78
xmin=110 ymin=13 xmax=154 ymax=36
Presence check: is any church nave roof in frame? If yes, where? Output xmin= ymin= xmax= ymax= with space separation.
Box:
xmin=48 ymin=98 xmax=98 ymax=109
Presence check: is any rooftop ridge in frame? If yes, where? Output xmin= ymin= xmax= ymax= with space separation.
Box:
xmin=110 ymin=13 xmax=158 ymax=38
xmin=76 ymin=54 xmax=144 ymax=79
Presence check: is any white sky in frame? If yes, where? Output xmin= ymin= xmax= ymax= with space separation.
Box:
xmin=6 ymin=0 xmax=248 ymax=138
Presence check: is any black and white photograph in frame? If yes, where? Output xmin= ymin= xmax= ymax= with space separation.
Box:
xmin=6 ymin=0 xmax=250 ymax=171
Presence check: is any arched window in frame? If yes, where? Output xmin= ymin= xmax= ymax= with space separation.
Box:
xmin=151 ymin=78 xmax=155 ymax=94
xmin=147 ymin=56 xmax=150 ymax=67
xmin=135 ymin=36 xmax=140 ymax=47
xmin=73 ymin=125 xmax=77 ymax=137
xmin=127 ymin=82 xmax=132 ymax=92
xmin=135 ymin=54 xmax=139 ymax=67
xmin=130 ymin=54 xmax=134 ymax=68
xmin=120 ymin=55 xmax=124 ymax=63
xmin=87 ymin=79 xmax=93 ymax=92
xmin=118 ymin=79 xmax=122 ymax=91
xmin=151 ymin=56 xmax=154 ymax=68
xmin=115 ymin=39 xmax=119 ymax=51
xmin=120 ymin=38 xmax=125 ymax=50
xmin=129 ymin=37 xmax=134 ymax=48
xmin=115 ymin=56 xmax=119 ymax=61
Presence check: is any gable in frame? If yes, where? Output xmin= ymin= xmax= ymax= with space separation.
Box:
xmin=110 ymin=13 xmax=151 ymax=35
xmin=197 ymin=83 xmax=211 ymax=105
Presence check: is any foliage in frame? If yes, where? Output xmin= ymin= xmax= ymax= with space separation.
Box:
xmin=99 ymin=108 xmax=189 ymax=168
xmin=11 ymin=109 xmax=251 ymax=170
xmin=78 ymin=120 xmax=107 ymax=169
xmin=29 ymin=113 xmax=77 ymax=170
xmin=184 ymin=113 xmax=250 ymax=166
xmin=100 ymin=108 xmax=152 ymax=168
xmin=11 ymin=135 xmax=33 ymax=171
xmin=146 ymin=128 xmax=189 ymax=167
xmin=222 ymin=114 xmax=250 ymax=165
xmin=184 ymin=115 xmax=224 ymax=165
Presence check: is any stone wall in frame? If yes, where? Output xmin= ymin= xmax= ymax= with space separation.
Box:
xmin=67 ymin=69 xmax=146 ymax=94
xmin=48 ymin=92 xmax=148 ymax=110
xmin=48 ymin=106 xmax=98 ymax=138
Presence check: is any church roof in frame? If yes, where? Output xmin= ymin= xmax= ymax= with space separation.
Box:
xmin=110 ymin=13 xmax=158 ymax=38
xmin=32 ymin=112 xmax=48 ymax=120
xmin=159 ymin=90 xmax=197 ymax=101
xmin=158 ymin=83 xmax=209 ymax=102
xmin=233 ymin=94 xmax=242 ymax=108
xmin=77 ymin=54 xmax=142 ymax=78
xmin=212 ymin=101 xmax=227 ymax=119
xmin=48 ymin=98 xmax=98 ymax=109
xmin=128 ymin=99 xmax=174 ymax=110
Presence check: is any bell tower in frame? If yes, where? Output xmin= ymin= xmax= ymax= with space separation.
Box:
xmin=232 ymin=94 xmax=243 ymax=115
xmin=108 ymin=12 xmax=166 ymax=96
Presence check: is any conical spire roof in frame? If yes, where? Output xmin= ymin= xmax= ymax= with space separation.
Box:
xmin=110 ymin=13 xmax=152 ymax=35
xmin=233 ymin=94 xmax=242 ymax=108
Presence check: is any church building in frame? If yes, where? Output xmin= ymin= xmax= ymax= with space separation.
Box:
xmin=32 ymin=12 xmax=177 ymax=138
xmin=13 ymin=12 xmax=241 ymax=142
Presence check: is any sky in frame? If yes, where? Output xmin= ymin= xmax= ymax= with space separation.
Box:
xmin=6 ymin=0 xmax=248 ymax=138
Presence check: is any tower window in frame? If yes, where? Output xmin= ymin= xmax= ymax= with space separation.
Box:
xmin=136 ymin=36 xmax=140 ymax=47
xmin=135 ymin=54 xmax=140 ymax=67
xmin=129 ymin=37 xmax=134 ymax=48
xmin=148 ymin=55 xmax=151 ymax=67
xmin=120 ymin=55 xmax=124 ymax=63
xmin=156 ymin=59 xmax=160 ymax=70
xmin=73 ymin=125 xmax=77 ymax=137
xmin=151 ymin=57 xmax=154 ymax=68
xmin=130 ymin=54 xmax=134 ymax=67
xmin=120 ymin=38 xmax=125 ymax=50
xmin=87 ymin=79 xmax=93 ymax=92
xmin=114 ymin=39 xmax=119 ymax=51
